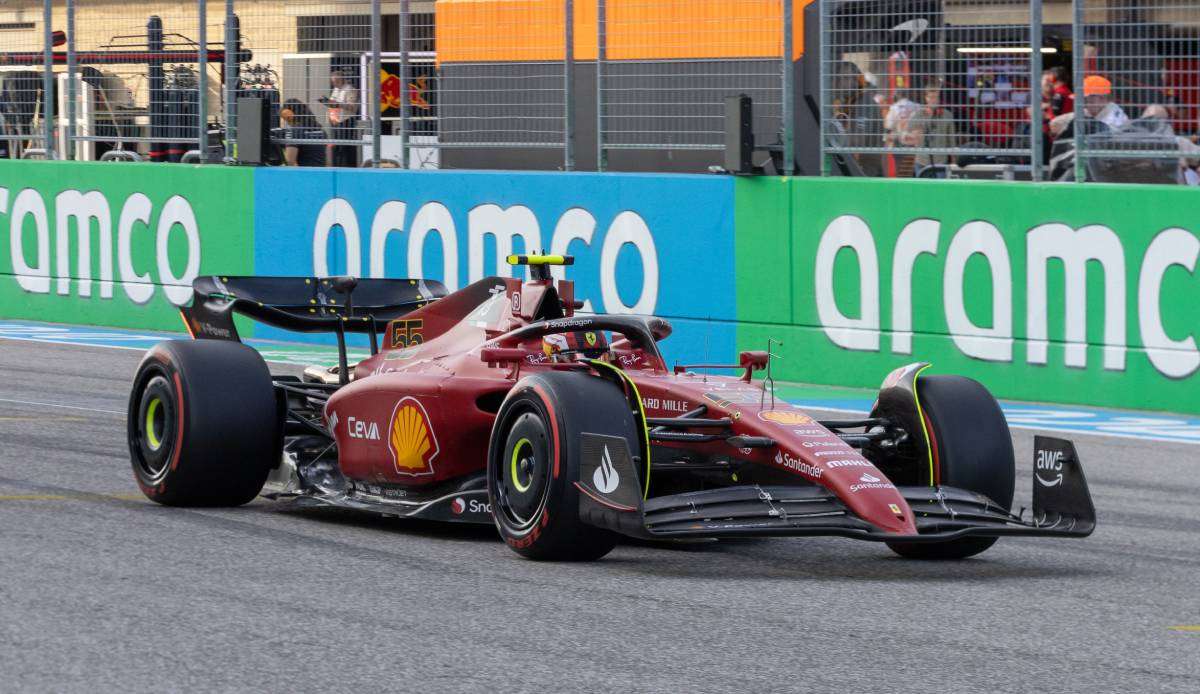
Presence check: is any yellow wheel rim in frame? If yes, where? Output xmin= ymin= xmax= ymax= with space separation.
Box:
xmin=510 ymin=438 xmax=533 ymax=493
xmin=145 ymin=397 xmax=163 ymax=451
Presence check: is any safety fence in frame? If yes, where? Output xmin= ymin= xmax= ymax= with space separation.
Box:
xmin=1 ymin=1 xmax=1197 ymax=182
xmin=0 ymin=0 xmax=797 ymax=171
xmin=821 ymin=0 xmax=1200 ymax=184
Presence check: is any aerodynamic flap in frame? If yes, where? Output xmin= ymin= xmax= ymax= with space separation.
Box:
xmin=1032 ymin=436 xmax=1097 ymax=534
xmin=182 ymin=275 xmax=448 ymax=337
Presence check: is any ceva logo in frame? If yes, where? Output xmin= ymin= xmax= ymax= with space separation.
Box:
xmin=310 ymin=199 xmax=659 ymax=315
xmin=2 ymin=187 xmax=201 ymax=305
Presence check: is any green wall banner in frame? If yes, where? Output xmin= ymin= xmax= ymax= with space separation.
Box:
xmin=0 ymin=161 xmax=254 ymax=331
xmin=736 ymin=177 xmax=1200 ymax=414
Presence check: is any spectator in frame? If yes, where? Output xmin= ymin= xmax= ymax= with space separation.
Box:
xmin=882 ymin=94 xmax=921 ymax=177
xmin=279 ymin=99 xmax=326 ymax=167
xmin=908 ymin=84 xmax=957 ymax=169
xmin=1082 ymin=75 xmax=1129 ymax=130
xmin=1042 ymin=67 xmax=1074 ymax=121
xmin=1140 ymin=103 xmax=1172 ymax=124
xmin=1179 ymin=138 xmax=1200 ymax=185
xmin=320 ymin=69 xmax=360 ymax=167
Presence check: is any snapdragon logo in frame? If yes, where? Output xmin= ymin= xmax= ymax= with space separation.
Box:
xmin=311 ymin=199 xmax=659 ymax=315
xmin=814 ymin=215 xmax=1200 ymax=379
xmin=3 ymin=187 xmax=201 ymax=305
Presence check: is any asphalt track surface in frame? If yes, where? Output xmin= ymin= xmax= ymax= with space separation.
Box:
xmin=2 ymin=338 xmax=1198 ymax=693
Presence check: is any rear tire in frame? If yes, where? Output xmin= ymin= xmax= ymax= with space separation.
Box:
xmin=888 ymin=375 xmax=1015 ymax=560
xmin=488 ymin=371 xmax=636 ymax=561
xmin=128 ymin=340 xmax=280 ymax=506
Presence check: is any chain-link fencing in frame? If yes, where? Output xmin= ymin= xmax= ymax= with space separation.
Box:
xmin=433 ymin=0 xmax=570 ymax=162
xmin=820 ymin=0 xmax=1047 ymax=180
xmin=221 ymin=0 xmax=374 ymax=168
xmin=2 ymin=0 xmax=1196 ymax=183
xmin=597 ymin=0 xmax=791 ymax=170
xmin=1070 ymin=0 xmax=1200 ymax=184
xmin=0 ymin=2 xmax=58 ymax=159
xmin=53 ymin=0 xmax=213 ymax=162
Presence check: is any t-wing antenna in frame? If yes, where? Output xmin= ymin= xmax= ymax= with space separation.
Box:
xmin=760 ymin=338 xmax=784 ymax=410
xmin=506 ymin=253 xmax=574 ymax=281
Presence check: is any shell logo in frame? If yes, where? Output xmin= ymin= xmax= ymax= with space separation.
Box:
xmin=388 ymin=397 xmax=439 ymax=476
xmin=758 ymin=410 xmax=815 ymax=426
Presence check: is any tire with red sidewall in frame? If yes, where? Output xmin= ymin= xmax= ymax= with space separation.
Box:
xmin=487 ymin=370 xmax=636 ymax=561
xmin=888 ymin=374 xmax=1015 ymax=560
xmin=128 ymin=340 xmax=280 ymax=507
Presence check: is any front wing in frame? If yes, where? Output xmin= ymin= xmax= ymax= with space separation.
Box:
xmin=580 ymin=436 xmax=1096 ymax=543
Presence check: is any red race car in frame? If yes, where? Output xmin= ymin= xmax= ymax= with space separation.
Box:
xmin=127 ymin=255 xmax=1095 ymax=561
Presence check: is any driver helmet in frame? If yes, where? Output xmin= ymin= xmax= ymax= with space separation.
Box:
xmin=541 ymin=330 xmax=609 ymax=361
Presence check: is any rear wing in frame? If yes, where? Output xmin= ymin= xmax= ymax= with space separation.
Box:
xmin=180 ymin=275 xmax=447 ymax=342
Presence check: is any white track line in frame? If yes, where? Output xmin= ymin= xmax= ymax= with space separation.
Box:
xmin=0 ymin=397 xmax=124 ymax=415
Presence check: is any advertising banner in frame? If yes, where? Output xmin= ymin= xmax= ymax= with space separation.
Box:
xmin=4 ymin=159 xmax=1197 ymax=415
xmin=0 ymin=161 xmax=255 ymax=331
xmin=253 ymin=168 xmax=737 ymax=364
xmin=737 ymin=177 xmax=1200 ymax=413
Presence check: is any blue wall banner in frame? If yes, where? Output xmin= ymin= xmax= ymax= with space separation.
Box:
xmin=253 ymin=168 xmax=737 ymax=365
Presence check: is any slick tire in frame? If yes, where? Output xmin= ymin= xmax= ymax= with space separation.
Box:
xmin=488 ymin=371 xmax=635 ymax=561
xmin=888 ymin=375 xmax=1015 ymax=560
xmin=128 ymin=340 xmax=281 ymax=507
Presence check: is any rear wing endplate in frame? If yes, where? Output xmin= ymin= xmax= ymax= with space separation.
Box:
xmin=180 ymin=275 xmax=447 ymax=342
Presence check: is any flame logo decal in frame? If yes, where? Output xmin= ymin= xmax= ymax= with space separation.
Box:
xmin=388 ymin=397 xmax=439 ymax=476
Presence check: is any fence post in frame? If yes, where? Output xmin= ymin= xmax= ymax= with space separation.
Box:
xmin=66 ymin=0 xmax=77 ymax=159
xmin=224 ymin=1 xmax=237 ymax=161
xmin=1072 ymin=0 xmax=1085 ymax=183
xmin=596 ymin=0 xmax=607 ymax=172
xmin=42 ymin=0 xmax=55 ymax=159
xmin=398 ymin=0 xmax=410 ymax=169
xmin=563 ymin=0 xmax=575 ymax=171
xmin=370 ymin=0 xmax=382 ymax=168
xmin=1030 ymin=0 xmax=1043 ymax=181
xmin=782 ymin=0 xmax=795 ymax=175
xmin=198 ymin=0 xmax=208 ymax=162
xmin=818 ymin=0 xmax=830 ymax=176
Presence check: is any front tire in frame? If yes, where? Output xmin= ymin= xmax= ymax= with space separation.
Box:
xmin=888 ymin=375 xmax=1015 ymax=560
xmin=128 ymin=340 xmax=280 ymax=506
xmin=488 ymin=370 xmax=639 ymax=561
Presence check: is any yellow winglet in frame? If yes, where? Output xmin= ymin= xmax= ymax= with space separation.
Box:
xmin=506 ymin=254 xmax=574 ymax=266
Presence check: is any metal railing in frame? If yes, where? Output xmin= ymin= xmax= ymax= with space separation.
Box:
xmin=819 ymin=0 xmax=1045 ymax=180
xmin=597 ymin=0 xmax=788 ymax=169
xmin=1068 ymin=0 xmax=1200 ymax=184
xmin=0 ymin=0 xmax=1195 ymax=183
xmin=819 ymin=0 xmax=1200 ymax=185
xmin=9 ymin=0 xmax=799 ymax=172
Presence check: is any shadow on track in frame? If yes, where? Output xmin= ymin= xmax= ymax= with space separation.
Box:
xmin=266 ymin=502 xmax=1107 ymax=582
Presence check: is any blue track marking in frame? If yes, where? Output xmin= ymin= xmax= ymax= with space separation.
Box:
xmin=0 ymin=320 xmax=366 ymax=367
xmin=3 ymin=319 xmax=1199 ymax=446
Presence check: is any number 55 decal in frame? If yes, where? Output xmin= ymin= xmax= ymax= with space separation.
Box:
xmin=391 ymin=319 xmax=424 ymax=348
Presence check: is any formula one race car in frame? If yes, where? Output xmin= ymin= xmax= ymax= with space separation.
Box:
xmin=127 ymin=255 xmax=1096 ymax=561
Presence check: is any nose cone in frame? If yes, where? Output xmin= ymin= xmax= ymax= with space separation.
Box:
xmin=829 ymin=468 xmax=917 ymax=534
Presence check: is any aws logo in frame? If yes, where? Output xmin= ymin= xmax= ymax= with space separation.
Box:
xmin=388 ymin=397 xmax=439 ymax=476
